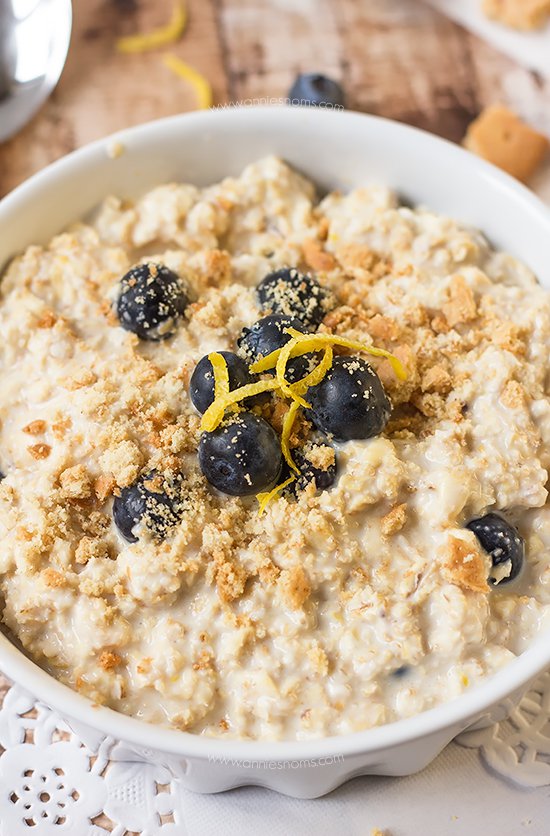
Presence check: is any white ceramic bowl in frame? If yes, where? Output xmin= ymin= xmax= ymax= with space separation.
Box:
xmin=1 ymin=106 xmax=550 ymax=799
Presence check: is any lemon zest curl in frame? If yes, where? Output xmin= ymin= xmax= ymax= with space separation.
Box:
xmin=163 ymin=54 xmax=213 ymax=110
xmin=257 ymin=475 xmax=296 ymax=515
xmin=116 ymin=1 xmax=187 ymax=54
xmin=281 ymin=400 xmax=301 ymax=473
xmin=251 ymin=328 xmax=407 ymax=382
xmin=208 ymin=352 xmax=229 ymax=398
xmin=200 ymin=378 xmax=279 ymax=433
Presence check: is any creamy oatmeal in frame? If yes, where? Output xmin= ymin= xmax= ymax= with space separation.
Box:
xmin=1 ymin=156 xmax=550 ymax=741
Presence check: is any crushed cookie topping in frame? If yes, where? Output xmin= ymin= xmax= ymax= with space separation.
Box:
xmin=3 ymin=156 xmax=549 ymax=744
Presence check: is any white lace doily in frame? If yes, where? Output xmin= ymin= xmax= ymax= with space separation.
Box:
xmin=0 ymin=671 xmax=549 ymax=835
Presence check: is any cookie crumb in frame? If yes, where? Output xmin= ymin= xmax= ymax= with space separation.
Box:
xmin=306 ymin=443 xmax=336 ymax=472
xmin=279 ymin=565 xmax=311 ymax=609
xmin=421 ymin=364 xmax=452 ymax=394
xmin=381 ymin=503 xmax=407 ymax=537
xmin=107 ymin=140 xmax=125 ymax=159
xmin=28 ymin=443 xmax=51 ymax=460
xmin=336 ymin=243 xmax=381 ymax=274
xmin=42 ymin=568 xmax=68 ymax=589
xmin=444 ymin=535 xmax=490 ymax=593
xmin=302 ymin=237 xmax=337 ymax=272
xmin=52 ymin=416 xmax=72 ymax=439
xmin=75 ymin=536 xmax=109 ymax=565
xmin=483 ymin=0 xmax=550 ymax=29
xmin=94 ymin=474 xmax=117 ymax=502
xmin=464 ymin=105 xmax=549 ymax=182
xmin=59 ymin=465 xmax=92 ymax=499
xmin=442 ymin=276 xmax=477 ymax=328
xmin=36 ymin=310 xmax=57 ymax=328
xmin=216 ymin=561 xmax=248 ymax=602
xmin=99 ymin=440 xmax=143 ymax=488
xmin=99 ymin=650 xmax=122 ymax=671
xmin=22 ymin=420 xmax=47 ymax=435
xmin=501 ymin=379 xmax=525 ymax=410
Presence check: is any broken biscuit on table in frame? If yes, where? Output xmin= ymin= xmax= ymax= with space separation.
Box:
xmin=463 ymin=105 xmax=549 ymax=183
xmin=483 ymin=0 xmax=550 ymax=30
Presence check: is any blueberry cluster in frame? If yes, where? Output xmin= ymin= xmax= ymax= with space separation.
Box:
xmin=57 ymin=258 xmax=533 ymax=582
xmin=42 ymin=258 xmax=534 ymax=577
xmin=190 ymin=267 xmax=393 ymax=499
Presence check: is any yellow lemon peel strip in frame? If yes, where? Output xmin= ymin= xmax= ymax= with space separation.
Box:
xmin=208 ymin=352 xmax=229 ymax=398
xmin=116 ymin=1 xmax=187 ymax=54
xmin=275 ymin=341 xmax=311 ymax=409
xmin=257 ymin=475 xmax=296 ymax=516
xmin=289 ymin=345 xmax=333 ymax=397
xmin=287 ymin=329 xmax=408 ymax=381
xmin=249 ymin=347 xmax=281 ymax=374
xmin=200 ymin=378 xmax=279 ymax=433
xmin=163 ymin=54 xmax=213 ymax=110
xmin=251 ymin=329 xmax=407 ymax=381
xmin=281 ymin=401 xmax=301 ymax=473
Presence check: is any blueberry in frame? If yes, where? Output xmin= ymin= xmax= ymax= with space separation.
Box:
xmin=116 ymin=262 xmax=189 ymax=341
xmin=237 ymin=313 xmax=312 ymax=382
xmin=467 ymin=513 xmax=524 ymax=585
xmin=288 ymin=73 xmax=345 ymax=108
xmin=257 ymin=268 xmax=334 ymax=329
xmin=391 ymin=665 xmax=410 ymax=679
xmin=307 ymin=355 xmax=391 ymax=441
xmin=190 ymin=351 xmax=254 ymax=414
xmin=238 ymin=314 xmax=305 ymax=362
xmin=199 ymin=413 xmax=282 ymax=496
xmin=113 ymin=470 xmax=184 ymax=543
xmin=285 ymin=441 xmax=338 ymax=494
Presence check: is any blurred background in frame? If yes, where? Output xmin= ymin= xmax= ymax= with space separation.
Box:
xmin=0 ymin=0 xmax=549 ymax=198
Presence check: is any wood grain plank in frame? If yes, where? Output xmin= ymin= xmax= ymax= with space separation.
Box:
xmin=336 ymin=0 xmax=482 ymax=142
xmin=219 ymin=0 xmax=345 ymax=101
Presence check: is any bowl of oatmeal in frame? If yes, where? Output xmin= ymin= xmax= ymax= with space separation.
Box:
xmin=1 ymin=106 xmax=550 ymax=798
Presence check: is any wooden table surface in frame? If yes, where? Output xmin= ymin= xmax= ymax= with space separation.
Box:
xmin=0 ymin=0 xmax=549 ymax=201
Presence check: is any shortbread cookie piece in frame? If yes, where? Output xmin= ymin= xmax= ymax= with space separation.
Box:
xmin=464 ymin=105 xmax=549 ymax=182
xmin=483 ymin=0 xmax=550 ymax=29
